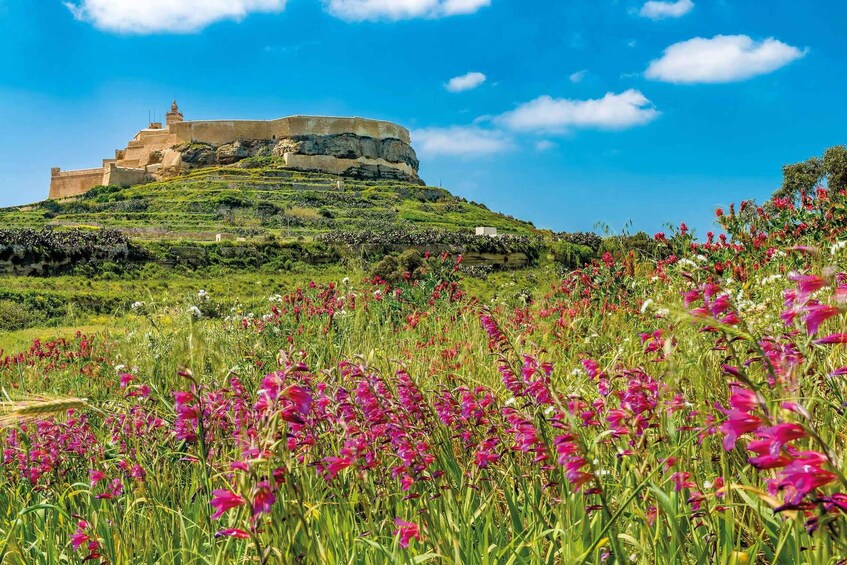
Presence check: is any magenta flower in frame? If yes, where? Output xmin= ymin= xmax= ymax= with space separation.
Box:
xmin=775 ymin=452 xmax=838 ymax=506
xmin=814 ymin=333 xmax=847 ymax=345
xmin=89 ymin=469 xmax=106 ymax=487
xmin=789 ymin=273 xmax=828 ymax=295
xmin=393 ymin=518 xmax=422 ymax=548
xmin=802 ymin=304 xmax=842 ymax=335
xmin=215 ymin=528 xmax=250 ymax=539
xmin=210 ymin=489 xmax=246 ymax=520
xmin=718 ymin=409 xmax=762 ymax=451
xmin=252 ymin=482 xmax=276 ymax=517
xmin=321 ymin=456 xmax=353 ymax=480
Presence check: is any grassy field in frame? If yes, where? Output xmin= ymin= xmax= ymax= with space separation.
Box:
xmin=2 ymin=183 xmax=847 ymax=563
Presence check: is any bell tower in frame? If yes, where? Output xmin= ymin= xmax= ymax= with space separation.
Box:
xmin=166 ymin=100 xmax=184 ymax=127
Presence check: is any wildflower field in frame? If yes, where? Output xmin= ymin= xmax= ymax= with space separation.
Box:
xmin=3 ymin=190 xmax=847 ymax=564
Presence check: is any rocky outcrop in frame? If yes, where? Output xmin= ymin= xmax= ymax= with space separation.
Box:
xmin=174 ymin=133 xmax=422 ymax=184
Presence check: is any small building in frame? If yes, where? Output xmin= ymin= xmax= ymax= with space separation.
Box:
xmin=475 ymin=227 xmax=498 ymax=236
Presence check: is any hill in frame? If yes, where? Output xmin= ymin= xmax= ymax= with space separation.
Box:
xmin=2 ymin=161 xmax=535 ymax=240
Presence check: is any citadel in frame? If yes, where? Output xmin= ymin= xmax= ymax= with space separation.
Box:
xmin=48 ymin=101 xmax=422 ymax=199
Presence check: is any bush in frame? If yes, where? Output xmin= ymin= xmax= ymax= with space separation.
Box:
xmin=0 ymin=299 xmax=42 ymax=331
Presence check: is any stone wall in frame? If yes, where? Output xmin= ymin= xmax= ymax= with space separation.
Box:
xmin=49 ymin=168 xmax=104 ymax=199
xmin=170 ymin=116 xmax=411 ymax=145
xmin=103 ymin=163 xmax=149 ymax=187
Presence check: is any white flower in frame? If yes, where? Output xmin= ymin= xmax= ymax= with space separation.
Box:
xmin=198 ymin=289 xmax=208 ymax=301
xmin=656 ymin=308 xmax=670 ymax=317
xmin=544 ymin=406 xmax=555 ymax=416
xmin=269 ymin=294 xmax=282 ymax=302
xmin=115 ymin=364 xmax=126 ymax=372
xmin=677 ymin=258 xmax=697 ymax=268
xmin=342 ymin=277 xmax=350 ymax=285
xmin=761 ymin=274 xmax=783 ymax=286
xmin=504 ymin=397 xmax=517 ymax=406
xmin=640 ymin=299 xmax=654 ymax=314
xmin=832 ymin=241 xmax=847 ymax=255
xmin=131 ymin=301 xmax=144 ymax=310
xmin=695 ymin=254 xmax=707 ymax=263
xmin=188 ymin=306 xmax=202 ymax=318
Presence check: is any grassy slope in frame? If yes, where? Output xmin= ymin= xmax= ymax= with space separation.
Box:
xmin=0 ymin=164 xmax=535 ymax=239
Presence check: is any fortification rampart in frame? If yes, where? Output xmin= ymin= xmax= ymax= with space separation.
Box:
xmin=49 ymin=105 xmax=420 ymax=199
xmin=49 ymin=167 xmax=106 ymax=199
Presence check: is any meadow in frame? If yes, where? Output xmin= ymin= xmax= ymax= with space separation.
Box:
xmin=2 ymin=187 xmax=847 ymax=564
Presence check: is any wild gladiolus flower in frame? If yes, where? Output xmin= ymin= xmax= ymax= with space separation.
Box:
xmin=789 ymin=273 xmax=828 ymax=295
xmin=215 ymin=528 xmax=250 ymax=539
xmin=393 ymin=518 xmax=422 ymax=548
xmin=801 ymin=304 xmax=842 ymax=336
xmin=775 ymin=452 xmax=838 ymax=506
xmin=210 ymin=489 xmax=246 ymax=519
xmin=814 ymin=333 xmax=847 ymax=345
xmin=252 ymin=482 xmax=276 ymax=517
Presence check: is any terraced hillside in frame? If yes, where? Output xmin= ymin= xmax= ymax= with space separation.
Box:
xmin=1 ymin=161 xmax=534 ymax=240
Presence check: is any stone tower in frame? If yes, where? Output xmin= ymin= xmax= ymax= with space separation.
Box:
xmin=165 ymin=100 xmax=184 ymax=127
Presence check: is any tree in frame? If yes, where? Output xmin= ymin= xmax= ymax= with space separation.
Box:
xmin=777 ymin=157 xmax=823 ymax=202
xmin=823 ymin=145 xmax=847 ymax=192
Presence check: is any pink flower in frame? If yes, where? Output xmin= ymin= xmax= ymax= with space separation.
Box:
xmin=252 ymin=482 xmax=276 ymax=517
xmin=321 ymin=456 xmax=353 ymax=480
xmin=215 ymin=528 xmax=250 ymax=539
xmin=210 ymin=489 xmax=246 ymax=520
xmin=814 ymin=333 xmax=847 ymax=345
xmin=393 ymin=518 xmax=422 ymax=548
xmin=789 ymin=273 xmax=827 ymax=295
xmin=802 ymin=304 xmax=842 ymax=336
xmin=775 ymin=452 xmax=838 ymax=506
xmin=89 ymin=469 xmax=106 ymax=487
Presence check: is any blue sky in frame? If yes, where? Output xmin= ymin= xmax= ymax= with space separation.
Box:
xmin=1 ymin=0 xmax=845 ymax=236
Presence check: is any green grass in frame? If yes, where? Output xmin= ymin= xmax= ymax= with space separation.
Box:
xmin=0 ymin=166 xmax=536 ymax=240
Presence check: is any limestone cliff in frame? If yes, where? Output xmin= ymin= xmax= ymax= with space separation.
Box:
xmin=174 ymin=133 xmax=422 ymax=184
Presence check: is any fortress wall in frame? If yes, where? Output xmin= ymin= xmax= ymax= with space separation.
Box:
xmin=170 ymin=116 xmax=411 ymax=146
xmin=120 ymin=130 xmax=180 ymax=168
xmin=282 ymin=154 xmax=417 ymax=179
xmin=170 ymin=120 xmax=273 ymax=145
xmin=271 ymin=117 xmax=411 ymax=144
xmin=49 ymin=168 xmax=104 ymax=199
xmin=104 ymin=164 xmax=148 ymax=188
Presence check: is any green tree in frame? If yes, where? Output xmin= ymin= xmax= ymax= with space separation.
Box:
xmin=777 ymin=157 xmax=823 ymax=201
xmin=823 ymin=145 xmax=847 ymax=192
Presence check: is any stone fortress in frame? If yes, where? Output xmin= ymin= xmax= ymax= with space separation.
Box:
xmin=48 ymin=101 xmax=422 ymax=199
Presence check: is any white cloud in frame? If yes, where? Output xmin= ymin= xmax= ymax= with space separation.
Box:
xmin=639 ymin=0 xmax=694 ymax=20
xmin=645 ymin=35 xmax=806 ymax=83
xmin=445 ymin=72 xmax=487 ymax=92
xmin=64 ymin=0 xmax=286 ymax=33
xmin=569 ymin=70 xmax=587 ymax=83
xmin=324 ymin=0 xmax=490 ymax=21
xmin=412 ymin=126 xmax=512 ymax=157
xmin=534 ymin=140 xmax=556 ymax=151
xmin=496 ymin=90 xmax=659 ymax=134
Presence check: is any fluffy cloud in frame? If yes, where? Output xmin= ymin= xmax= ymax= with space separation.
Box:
xmin=412 ymin=126 xmax=512 ymax=157
xmin=496 ymin=90 xmax=659 ymax=133
xmin=324 ymin=0 xmax=490 ymax=21
xmin=445 ymin=72 xmax=487 ymax=92
xmin=64 ymin=0 xmax=286 ymax=33
xmin=639 ymin=0 xmax=694 ymax=20
xmin=645 ymin=35 xmax=807 ymax=83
